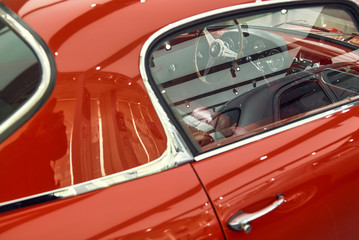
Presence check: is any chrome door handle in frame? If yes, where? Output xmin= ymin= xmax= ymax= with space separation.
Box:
xmin=228 ymin=193 xmax=285 ymax=233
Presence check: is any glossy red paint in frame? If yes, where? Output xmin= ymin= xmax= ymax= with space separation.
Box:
xmin=0 ymin=71 xmax=168 ymax=202
xmin=0 ymin=164 xmax=224 ymax=240
xmin=1 ymin=0 xmax=359 ymax=239
xmin=193 ymin=104 xmax=359 ymax=239
xmin=0 ymin=0 xmax=256 ymax=202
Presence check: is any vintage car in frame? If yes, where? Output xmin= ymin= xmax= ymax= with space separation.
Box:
xmin=1 ymin=0 xmax=359 ymax=239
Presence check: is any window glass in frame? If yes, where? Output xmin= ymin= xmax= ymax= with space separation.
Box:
xmin=0 ymin=19 xmax=41 ymax=123
xmin=279 ymin=81 xmax=331 ymax=120
xmin=147 ymin=5 xmax=359 ymax=151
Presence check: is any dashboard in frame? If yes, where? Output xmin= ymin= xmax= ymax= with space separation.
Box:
xmin=219 ymin=27 xmax=289 ymax=75
xmin=150 ymin=26 xmax=290 ymax=123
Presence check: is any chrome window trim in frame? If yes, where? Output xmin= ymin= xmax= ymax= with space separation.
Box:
xmin=0 ymin=2 xmax=195 ymax=211
xmin=0 ymin=6 xmax=54 ymax=141
xmin=195 ymin=100 xmax=359 ymax=161
xmin=138 ymin=0 xmax=303 ymax=164
xmin=139 ymin=0 xmax=359 ymax=162
xmin=0 ymin=146 xmax=192 ymax=211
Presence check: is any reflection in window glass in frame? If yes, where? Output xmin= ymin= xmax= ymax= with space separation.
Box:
xmin=148 ymin=5 xmax=359 ymax=151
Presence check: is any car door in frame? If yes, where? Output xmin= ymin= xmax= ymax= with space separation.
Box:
xmin=0 ymin=164 xmax=224 ymax=239
xmin=144 ymin=0 xmax=359 ymax=239
xmin=192 ymin=104 xmax=359 ymax=239
xmin=191 ymin=70 xmax=359 ymax=239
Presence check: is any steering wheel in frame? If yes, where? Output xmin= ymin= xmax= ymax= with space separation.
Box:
xmin=194 ymin=19 xmax=244 ymax=84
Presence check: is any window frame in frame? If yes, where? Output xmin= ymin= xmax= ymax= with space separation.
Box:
xmin=140 ymin=0 xmax=359 ymax=161
xmin=0 ymin=3 xmax=57 ymax=142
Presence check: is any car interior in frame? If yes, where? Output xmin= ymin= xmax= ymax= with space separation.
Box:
xmin=149 ymin=5 xmax=359 ymax=149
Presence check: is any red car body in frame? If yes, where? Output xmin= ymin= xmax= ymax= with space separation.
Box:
xmin=1 ymin=0 xmax=359 ymax=239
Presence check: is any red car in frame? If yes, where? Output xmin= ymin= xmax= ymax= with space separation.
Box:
xmin=1 ymin=0 xmax=359 ymax=239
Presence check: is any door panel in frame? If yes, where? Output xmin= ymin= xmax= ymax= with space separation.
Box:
xmin=192 ymin=104 xmax=359 ymax=239
xmin=0 ymin=164 xmax=224 ymax=240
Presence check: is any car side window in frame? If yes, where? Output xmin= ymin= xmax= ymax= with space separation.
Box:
xmin=0 ymin=21 xmax=40 ymax=122
xmin=146 ymin=5 xmax=359 ymax=152
xmin=0 ymin=5 xmax=55 ymax=142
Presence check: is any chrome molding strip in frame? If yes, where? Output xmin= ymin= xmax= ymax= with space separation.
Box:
xmin=0 ymin=147 xmax=191 ymax=211
xmin=195 ymin=100 xmax=359 ymax=161
xmin=0 ymin=7 xmax=53 ymax=138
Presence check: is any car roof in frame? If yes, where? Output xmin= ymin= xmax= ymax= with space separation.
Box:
xmin=2 ymin=0 xmax=257 ymax=73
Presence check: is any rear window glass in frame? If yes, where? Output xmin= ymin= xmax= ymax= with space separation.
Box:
xmin=0 ymin=21 xmax=41 ymax=122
